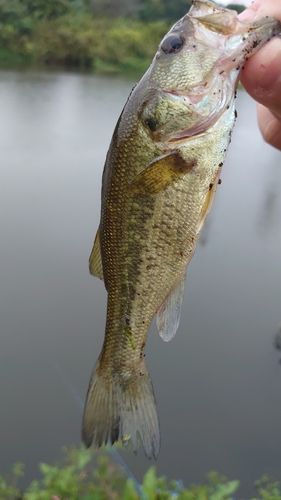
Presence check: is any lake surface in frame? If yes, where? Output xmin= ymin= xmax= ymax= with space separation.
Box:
xmin=0 ymin=69 xmax=281 ymax=498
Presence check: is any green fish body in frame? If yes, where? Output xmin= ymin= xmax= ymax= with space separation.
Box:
xmin=82 ymin=0 xmax=281 ymax=458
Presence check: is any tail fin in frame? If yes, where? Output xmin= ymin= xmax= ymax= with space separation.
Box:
xmin=82 ymin=360 xmax=160 ymax=459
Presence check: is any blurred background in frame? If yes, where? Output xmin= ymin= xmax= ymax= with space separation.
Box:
xmin=0 ymin=0 xmax=246 ymax=76
xmin=1 ymin=1 xmax=281 ymax=499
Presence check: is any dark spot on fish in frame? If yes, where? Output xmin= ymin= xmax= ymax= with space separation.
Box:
xmin=232 ymin=58 xmax=236 ymax=62
xmin=242 ymin=66 xmax=245 ymax=70
xmin=219 ymin=162 xmax=223 ymax=167
xmin=236 ymin=66 xmax=240 ymax=70
xmin=125 ymin=316 xmax=130 ymax=325
xmin=145 ymin=118 xmax=157 ymax=132
xmin=242 ymin=37 xmax=246 ymax=41
xmin=139 ymin=372 xmax=144 ymax=376
xmin=234 ymin=110 xmax=238 ymax=119
xmin=203 ymin=82 xmax=208 ymax=87
xmin=191 ymin=237 xmax=194 ymax=243
xmin=209 ymin=183 xmax=213 ymax=190
xmin=146 ymin=264 xmax=152 ymax=270
xmin=179 ymin=251 xmax=183 ymax=257
xmin=224 ymin=149 xmax=226 ymax=152
xmin=219 ymin=70 xmax=224 ymax=75
xmin=226 ymin=105 xmax=230 ymax=109
xmin=252 ymin=40 xmax=259 ymax=48
xmin=178 ymin=159 xmax=197 ymax=173
xmin=218 ymin=179 xmax=222 ymax=185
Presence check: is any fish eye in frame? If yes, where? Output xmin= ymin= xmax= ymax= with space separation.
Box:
xmin=145 ymin=117 xmax=157 ymax=132
xmin=161 ymin=35 xmax=184 ymax=54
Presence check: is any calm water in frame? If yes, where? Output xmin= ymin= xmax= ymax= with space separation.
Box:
xmin=0 ymin=69 xmax=281 ymax=497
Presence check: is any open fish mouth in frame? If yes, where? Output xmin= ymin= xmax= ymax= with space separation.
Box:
xmin=163 ymin=89 xmax=229 ymax=143
xmin=158 ymin=14 xmax=281 ymax=144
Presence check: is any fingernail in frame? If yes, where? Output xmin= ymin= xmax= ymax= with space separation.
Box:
xmin=238 ymin=8 xmax=257 ymax=22
xmin=238 ymin=1 xmax=262 ymax=22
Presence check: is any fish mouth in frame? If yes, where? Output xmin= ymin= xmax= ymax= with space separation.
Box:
xmin=162 ymin=85 xmax=230 ymax=143
xmin=162 ymin=15 xmax=281 ymax=144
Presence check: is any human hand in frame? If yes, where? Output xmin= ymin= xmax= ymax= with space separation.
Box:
xmin=238 ymin=1 xmax=281 ymax=150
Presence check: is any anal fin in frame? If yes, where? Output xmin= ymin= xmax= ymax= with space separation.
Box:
xmin=89 ymin=228 xmax=104 ymax=281
xmin=156 ymin=272 xmax=186 ymax=342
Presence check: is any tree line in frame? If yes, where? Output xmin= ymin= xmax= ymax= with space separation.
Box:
xmin=0 ymin=0 xmax=245 ymax=74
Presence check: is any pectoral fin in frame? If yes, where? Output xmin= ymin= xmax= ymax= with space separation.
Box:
xmin=156 ymin=272 xmax=186 ymax=342
xmin=128 ymin=151 xmax=196 ymax=196
xmin=89 ymin=228 xmax=104 ymax=281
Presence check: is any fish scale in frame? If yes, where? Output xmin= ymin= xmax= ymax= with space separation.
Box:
xmin=82 ymin=0 xmax=281 ymax=459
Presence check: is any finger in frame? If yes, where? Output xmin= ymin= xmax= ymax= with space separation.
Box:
xmin=238 ymin=0 xmax=281 ymax=115
xmin=257 ymin=104 xmax=281 ymax=151
xmin=238 ymin=0 xmax=281 ymax=23
xmin=239 ymin=38 xmax=281 ymax=116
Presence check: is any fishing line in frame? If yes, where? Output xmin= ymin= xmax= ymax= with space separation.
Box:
xmin=53 ymin=362 xmax=148 ymax=500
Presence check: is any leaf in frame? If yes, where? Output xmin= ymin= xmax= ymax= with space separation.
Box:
xmin=210 ymin=480 xmax=240 ymax=500
xmin=142 ymin=466 xmax=157 ymax=500
xmin=77 ymin=446 xmax=92 ymax=470
xmin=12 ymin=462 xmax=24 ymax=477
xmin=123 ymin=479 xmax=139 ymax=500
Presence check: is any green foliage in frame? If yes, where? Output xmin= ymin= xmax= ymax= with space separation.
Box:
xmin=0 ymin=0 xmax=171 ymax=74
xmin=20 ymin=14 xmax=167 ymax=74
xmin=254 ymin=474 xmax=281 ymax=500
xmin=0 ymin=445 xmax=280 ymax=500
xmin=0 ymin=0 xmax=247 ymax=75
xmin=138 ymin=0 xmax=192 ymax=23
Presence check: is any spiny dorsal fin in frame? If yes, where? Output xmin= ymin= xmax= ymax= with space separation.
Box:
xmin=156 ymin=272 xmax=186 ymax=342
xmin=89 ymin=228 xmax=104 ymax=281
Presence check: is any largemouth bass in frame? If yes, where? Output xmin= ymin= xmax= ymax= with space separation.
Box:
xmin=82 ymin=0 xmax=281 ymax=459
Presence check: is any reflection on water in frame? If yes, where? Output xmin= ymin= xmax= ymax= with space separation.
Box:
xmin=0 ymin=69 xmax=281 ymax=497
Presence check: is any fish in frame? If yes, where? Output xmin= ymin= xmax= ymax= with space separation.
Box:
xmin=82 ymin=0 xmax=281 ymax=459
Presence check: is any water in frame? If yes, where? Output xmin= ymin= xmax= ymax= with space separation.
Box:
xmin=0 ymin=69 xmax=281 ymax=497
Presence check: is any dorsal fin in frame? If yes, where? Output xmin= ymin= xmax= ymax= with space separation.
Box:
xmin=156 ymin=272 xmax=186 ymax=342
xmin=89 ymin=228 xmax=104 ymax=281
